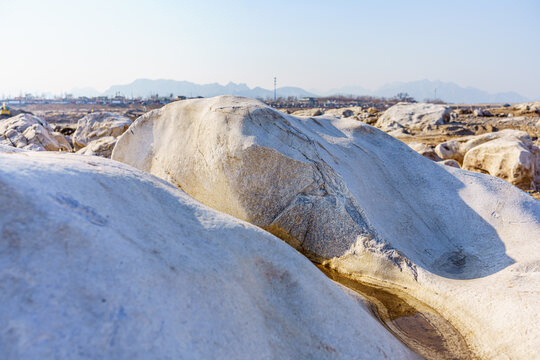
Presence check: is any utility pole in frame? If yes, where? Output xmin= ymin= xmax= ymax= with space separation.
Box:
xmin=273 ymin=77 xmax=277 ymax=102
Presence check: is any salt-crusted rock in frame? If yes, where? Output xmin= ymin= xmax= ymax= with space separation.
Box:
xmin=408 ymin=142 xmax=442 ymax=161
xmin=0 ymin=114 xmax=71 ymax=151
xmin=473 ymin=108 xmax=492 ymax=117
xmin=72 ymin=112 xmax=132 ymax=151
xmin=514 ymin=101 xmax=540 ymax=113
xmin=435 ymin=129 xmax=532 ymax=163
xmin=438 ymin=159 xmax=460 ymax=168
xmin=0 ymin=150 xmax=416 ymax=359
xmin=366 ymin=107 xmax=378 ymax=114
xmin=463 ymin=137 xmax=538 ymax=190
xmin=291 ymin=108 xmax=324 ymax=117
xmin=325 ymin=108 xmax=360 ymax=118
xmin=76 ymin=136 xmax=117 ymax=158
xmin=113 ymin=96 xmax=540 ymax=359
xmin=376 ymin=102 xmax=450 ymax=133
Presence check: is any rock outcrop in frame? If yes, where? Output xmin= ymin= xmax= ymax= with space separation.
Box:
xmin=463 ymin=137 xmax=538 ymax=190
xmin=408 ymin=142 xmax=442 ymax=161
xmin=438 ymin=159 xmax=460 ymax=168
xmin=0 ymin=114 xmax=71 ymax=151
xmin=0 ymin=149 xmax=416 ymax=359
xmin=291 ymin=108 xmax=324 ymax=117
xmin=376 ymin=102 xmax=451 ymax=134
xmin=76 ymin=136 xmax=117 ymax=158
xmin=113 ymin=96 xmax=540 ymax=359
xmin=514 ymin=101 xmax=540 ymax=114
xmin=436 ymin=130 xmax=539 ymax=189
xmin=435 ymin=129 xmax=532 ymax=163
xmin=72 ymin=112 xmax=132 ymax=153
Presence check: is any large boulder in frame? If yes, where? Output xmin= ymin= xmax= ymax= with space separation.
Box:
xmin=325 ymin=107 xmax=361 ymax=118
xmin=436 ymin=130 xmax=539 ymax=189
xmin=407 ymin=142 xmax=442 ymax=161
xmin=463 ymin=137 xmax=538 ymax=190
xmin=435 ymin=129 xmax=532 ymax=163
xmin=113 ymin=96 xmax=540 ymax=359
xmin=0 ymin=114 xmax=71 ymax=151
xmin=514 ymin=101 xmax=540 ymax=114
xmin=291 ymin=108 xmax=324 ymax=117
xmin=376 ymin=102 xmax=450 ymax=134
xmin=72 ymin=112 xmax=132 ymax=152
xmin=0 ymin=150 xmax=416 ymax=359
xmin=76 ymin=136 xmax=117 ymax=158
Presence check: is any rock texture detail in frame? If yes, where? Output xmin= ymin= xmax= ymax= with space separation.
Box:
xmin=72 ymin=112 xmax=132 ymax=154
xmin=376 ymin=102 xmax=451 ymax=134
xmin=0 ymin=114 xmax=71 ymax=151
xmin=113 ymin=96 xmax=540 ymax=359
xmin=0 ymin=149 xmax=416 ymax=359
xmin=436 ymin=129 xmax=540 ymax=189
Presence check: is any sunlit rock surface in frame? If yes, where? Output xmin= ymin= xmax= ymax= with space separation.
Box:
xmin=0 ymin=149 xmax=416 ymax=359
xmin=0 ymin=114 xmax=71 ymax=152
xmin=72 ymin=112 xmax=132 ymax=153
xmin=408 ymin=142 xmax=442 ymax=161
xmin=376 ymin=102 xmax=450 ymax=134
xmin=435 ymin=129 xmax=532 ymax=163
xmin=114 ymin=95 xmax=540 ymax=359
xmin=76 ymin=136 xmax=117 ymax=158
xmin=436 ymin=129 xmax=539 ymax=189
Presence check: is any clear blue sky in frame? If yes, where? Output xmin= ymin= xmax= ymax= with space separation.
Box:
xmin=1 ymin=0 xmax=539 ymax=99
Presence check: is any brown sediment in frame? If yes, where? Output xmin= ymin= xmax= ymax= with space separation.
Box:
xmin=317 ymin=265 xmax=475 ymax=360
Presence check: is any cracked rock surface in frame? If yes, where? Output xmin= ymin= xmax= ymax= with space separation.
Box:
xmin=0 ymin=114 xmax=71 ymax=152
xmin=72 ymin=112 xmax=132 ymax=153
xmin=113 ymin=96 xmax=540 ymax=359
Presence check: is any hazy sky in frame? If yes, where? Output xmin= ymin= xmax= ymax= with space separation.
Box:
xmin=1 ymin=0 xmax=539 ymax=98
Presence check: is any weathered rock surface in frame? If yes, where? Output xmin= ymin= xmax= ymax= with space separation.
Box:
xmin=435 ymin=129 xmax=532 ymax=163
xmin=325 ymin=107 xmax=361 ymax=118
xmin=114 ymin=96 xmax=540 ymax=359
xmin=463 ymin=137 xmax=538 ymax=190
xmin=376 ymin=102 xmax=450 ymax=133
xmin=435 ymin=130 xmax=539 ymax=189
xmin=76 ymin=136 xmax=117 ymax=158
xmin=408 ymin=142 xmax=442 ymax=161
xmin=514 ymin=101 xmax=540 ymax=114
xmin=0 ymin=149 xmax=416 ymax=359
xmin=291 ymin=108 xmax=324 ymax=117
xmin=438 ymin=159 xmax=460 ymax=168
xmin=72 ymin=112 xmax=132 ymax=151
xmin=0 ymin=114 xmax=71 ymax=151
xmin=473 ymin=109 xmax=492 ymax=117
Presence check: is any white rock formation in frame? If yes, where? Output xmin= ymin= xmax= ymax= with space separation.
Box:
xmin=72 ymin=112 xmax=132 ymax=152
xmin=291 ymin=108 xmax=324 ymax=117
xmin=408 ymin=142 xmax=442 ymax=161
xmin=436 ymin=130 xmax=539 ymax=189
xmin=437 ymin=159 xmax=460 ymax=168
xmin=473 ymin=108 xmax=492 ymax=117
xmin=113 ymin=96 xmax=540 ymax=359
xmin=0 ymin=149 xmax=416 ymax=359
xmin=463 ymin=137 xmax=538 ymax=190
xmin=376 ymin=102 xmax=450 ymax=133
xmin=435 ymin=129 xmax=532 ymax=163
xmin=76 ymin=136 xmax=117 ymax=158
xmin=326 ymin=108 xmax=361 ymax=118
xmin=514 ymin=101 xmax=540 ymax=113
xmin=0 ymin=114 xmax=71 ymax=151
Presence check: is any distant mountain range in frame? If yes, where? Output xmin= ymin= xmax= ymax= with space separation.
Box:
xmin=372 ymin=80 xmax=528 ymax=104
xmin=73 ymin=79 xmax=530 ymax=103
xmin=100 ymin=79 xmax=316 ymax=99
xmin=315 ymin=80 xmax=529 ymax=103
